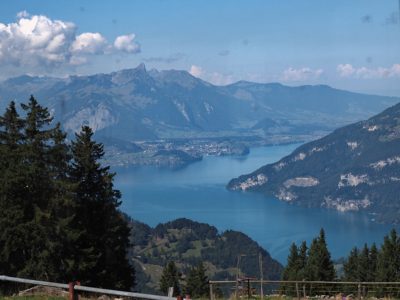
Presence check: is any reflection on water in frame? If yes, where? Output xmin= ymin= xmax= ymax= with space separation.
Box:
xmin=114 ymin=144 xmax=397 ymax=264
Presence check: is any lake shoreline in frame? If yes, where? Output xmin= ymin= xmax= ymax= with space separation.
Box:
xmin=114 ymin=144 xmax=398 ymax=264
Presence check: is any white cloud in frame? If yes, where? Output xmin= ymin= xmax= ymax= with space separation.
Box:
xmin=189 ymin=65 xmax=234 ymax=85
xmin=189 ymin=65 xmax=204 ymax=77
xmin=0 ymin=14 xmax=76 ymax=69
xmin=282 ymin=67 xmax=323 ymax=82
xmin=0 ymin=13 xmax=140 ymax=76
xmin=207 ymin=72 xmax=234 ymax=85
xmin=114 ymin=34 xmax=140 ymax=53
xmin=337 ymin=64 xmax=355 ymax=77
xmin=337 ymin=63 xmax=400 ymax=79
xmin=71 ymin=32 xmax=107 ymax=54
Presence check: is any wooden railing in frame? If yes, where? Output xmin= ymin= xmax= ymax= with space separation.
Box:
xmin=0 ymin=275 xmax=175 ymax=300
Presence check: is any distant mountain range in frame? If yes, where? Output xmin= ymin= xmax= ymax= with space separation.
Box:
xmin=0 ymin=64 xmax=398 ymax=143
xmin=228 ymin=102 xmax=400 ymax=224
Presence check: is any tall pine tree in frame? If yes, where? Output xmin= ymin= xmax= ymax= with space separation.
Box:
xmin=69 ymin=126 xmax=134 ymax=289
xmin=358 ymin=244 xmax=370 ymax=282
xmin=185 ymin=262 xmax=208 ymax=298
xmin=376 ymin=229 xmax=400 ymax=282
xmin=297 ymin=241 xmax=308 ymax=280
xmin=0 ymin=98 xmax=135 ymax=290
xmin=282 ymin=243 xmax=300 ymax=295
xmin=305 ymin=229 xmax=335 ymax=281
xmin=160 ymin=261 xmax=181 ymax=296
xmin=343 ymin=247 xmax=359 ymax=281
xmin=0 ymin=101 xmax=26 ymax=278
xmin=282 ymin=243 xmax=300 ymax=281
xmin=368 ymin=243 xmax=378 ymax=282
xmin=19 ymin=96 xmax=65 ymax=280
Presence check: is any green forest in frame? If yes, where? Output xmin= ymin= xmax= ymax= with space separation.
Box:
xmin=282 ymin=228 xmax=400 ymax=283
xmin=0 ymin=96 xmax=134 ymax=290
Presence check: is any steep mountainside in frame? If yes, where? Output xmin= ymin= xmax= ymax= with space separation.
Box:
xmin=228 ymin=102 xmax=400 ymax=224
xmin=0 ymin=64 xmax=398 ymax=142
xmin=128 ymin=218 xmax=282 ymax=293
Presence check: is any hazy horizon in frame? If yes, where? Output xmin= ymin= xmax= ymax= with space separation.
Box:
xmin=0 ymin=0 xmax=399 ymax=96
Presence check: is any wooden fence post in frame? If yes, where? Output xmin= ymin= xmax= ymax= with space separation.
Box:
xmin=68 ymin=282 xmax=75 ymax=300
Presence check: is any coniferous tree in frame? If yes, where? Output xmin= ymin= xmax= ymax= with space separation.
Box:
xmin=19 ymin=96 xmax=65 ymax=280
xmin=69 ymin=126 xmax=134 ymax=289
xmin=297 ymin=241 xmax=308 ymax=280
xmin=0 ymin=98 xmax=135 ymax=290
xmin=343 ymin=243 xmax=379 ymax=284
xmin=0 ymin=97 xmax=65 ymax=280
xmin=160 ymin=261 xmax=181 ymax=296
xmin=282 ymin=243 xmax=299 ymax=281
xmin=0 ymin=101 xmax=26 ymax=278
xmin=282 ymin=243 xmax=300 ymax=295
xmin=376 ymin=229 xmax=400 ymax=282
xmin=47 ymin=123 xmax=78 ymax=281
xmin=185 ymin=263 xmax=209 ymax=298
xmin=343 ymin=247 xmax=359 ymax=281
xmin=282 ymin=241 xmax=308 ymax=295
xmin=358 ymin=244 xmax=370 ymax=282
xmin=305 ymin=229 xmax=335 ymax=281
xmin=368 ymin=243 xmax=378 ymax=282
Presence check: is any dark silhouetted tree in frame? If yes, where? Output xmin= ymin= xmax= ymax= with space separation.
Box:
xmin=69 ymin=126 xmax=134 ymax=289
xmin=185 ymin=262 xmax=208 ymax=298
xmin=160 ymin=261 xmax=181 ymax=296
xmin=305 ymin=229 xmax=335 ymax=281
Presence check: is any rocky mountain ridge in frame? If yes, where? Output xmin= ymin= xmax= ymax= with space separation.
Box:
xmin=228 ymin=102 xmax=400 ymax=224
xmin=0 ymin=64 xmax=398 ymax=142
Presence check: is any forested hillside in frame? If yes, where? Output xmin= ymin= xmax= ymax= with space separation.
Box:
xmin=128 ymin=218 xmax=282 ymax=294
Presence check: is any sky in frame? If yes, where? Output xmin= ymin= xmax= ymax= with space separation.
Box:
xmin=0 ymin=0 xmax=399 ymax=96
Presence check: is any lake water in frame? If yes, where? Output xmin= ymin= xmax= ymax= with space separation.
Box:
xmin=114 ymin=144 xmax=397 ymax=264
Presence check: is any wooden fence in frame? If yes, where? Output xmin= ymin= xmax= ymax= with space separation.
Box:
xmin=209 ymin=279 xmax=400 ymax=299
xmin=0 ymin=275 xmax=175 ymax=300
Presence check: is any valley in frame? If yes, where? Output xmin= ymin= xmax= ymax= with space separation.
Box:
xmin=1 ymin=65 xmax=399 ymax=169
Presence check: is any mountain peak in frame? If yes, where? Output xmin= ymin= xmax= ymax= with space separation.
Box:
xmin=135 ymin=63 xmax=146 ymax=72
xmin=110 ymin=64 xmax=151 ymax=85
xmin=150 ymin=69 xmax=208 ymax=88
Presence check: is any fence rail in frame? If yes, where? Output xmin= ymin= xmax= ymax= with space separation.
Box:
xmin=0 ymin=275 xmax=175 ymax=300
xmin=3 ymin=275 xmax=400 ymax=300
xmin=209 ymin=279 xmax=400 ymax=299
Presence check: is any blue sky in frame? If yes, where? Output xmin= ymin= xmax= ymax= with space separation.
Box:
xmin=0 ymin=0 xmax=399 ymax=96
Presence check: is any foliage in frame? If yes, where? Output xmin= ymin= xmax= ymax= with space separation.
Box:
xmin=185 ymin=263 xmax=209 ymax=298
xmin=129 ymin=218 xmax=283 ymax=294
xmin=0 ymin=97 xmax=134 ymax=290
xmin=159 ymin=261 xmax=181 ymax=296
xmin=376 ymin=229 xmax=400 ymax=282
xmin=281 ymin=229 xmax=335 ymax=295
xmin=305 ymin=229 xmax=335 ymax=281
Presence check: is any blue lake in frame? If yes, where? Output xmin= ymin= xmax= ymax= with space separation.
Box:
xmin=114 ymin=144 xmax=397 ymax=264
